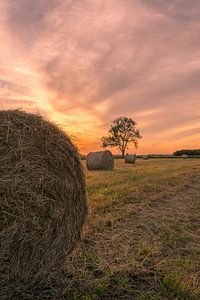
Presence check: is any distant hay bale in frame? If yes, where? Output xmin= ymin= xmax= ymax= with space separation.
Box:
xmin=143 ymin=155 xmax=150 ymax=160
xmin=0 ymin=110 xmax=87 ymax=297
xmin=182 ymin=154 xmax=188 ymax=159
xmin=125 ymin=154 xmax=136 ymax=164
xmin=86 ymin=150 xmax=114 ymax=170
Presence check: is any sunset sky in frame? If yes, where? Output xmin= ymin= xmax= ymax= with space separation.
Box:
xmin=0 ymin=0 xmax=199 ymax=154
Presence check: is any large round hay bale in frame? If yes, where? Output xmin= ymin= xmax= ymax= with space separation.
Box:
xmin=0 ymin=110 xmax=87 ymax=296
xmin=86 ymin=150 xmax=114 ymax=170
xmin=125 ymin=154 xmax=136 ymax=164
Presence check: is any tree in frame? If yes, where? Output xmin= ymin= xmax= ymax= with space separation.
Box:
xmin=101 ymin=116 xmax=142 ymax=157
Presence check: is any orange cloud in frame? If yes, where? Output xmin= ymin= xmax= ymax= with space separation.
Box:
xmin=0 ymin=0 xmax=199 ymax=154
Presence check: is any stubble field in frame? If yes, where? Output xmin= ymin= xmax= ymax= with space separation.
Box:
xmin=64 ymin=158 xmax=200 ymax=299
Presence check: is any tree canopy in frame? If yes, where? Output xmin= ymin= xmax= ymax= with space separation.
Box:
xmin=101 ymin=116 xmax=142 ymax=157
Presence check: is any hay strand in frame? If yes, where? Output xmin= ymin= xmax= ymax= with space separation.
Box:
xmin=0 ymin=110 xmax=87 ymax=298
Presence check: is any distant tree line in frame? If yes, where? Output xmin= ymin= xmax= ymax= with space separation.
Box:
xmin=173 ymin=149 xmax=200 ymax=156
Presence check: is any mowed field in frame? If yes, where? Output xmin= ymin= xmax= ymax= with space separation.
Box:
xmin=65 ymin=159 xmax=200 ymax=300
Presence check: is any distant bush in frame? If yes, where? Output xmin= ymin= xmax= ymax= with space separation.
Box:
xmin=173 ymin=149 xmax=200 ymax=156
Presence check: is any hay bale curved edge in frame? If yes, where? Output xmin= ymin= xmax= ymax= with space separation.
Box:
xmin=125 ymin=154 xmax=136 ymax=164
xmin=0 ymin=110 xmax=87 ymax=297
xmin=86 ymin=150 xmax=114 ymax=170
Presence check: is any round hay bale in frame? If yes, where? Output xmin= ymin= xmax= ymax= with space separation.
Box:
xmin=0 ymin=110 xmax=87 ymax=296
xmin=182 ymin=154 xmax=188 ymax=159
xmin=86 ymin=150 xmax=114 ymax=170
xmin=125 ymin=154 xmax=136 ymax=164
xmin=143 ymin=155 xmax=150 ymax=160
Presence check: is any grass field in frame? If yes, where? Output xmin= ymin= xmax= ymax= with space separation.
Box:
xmin=64 ymin=158 xmax=200 ymax=299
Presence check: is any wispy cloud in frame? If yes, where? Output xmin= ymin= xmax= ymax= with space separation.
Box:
xmin=0 ymin=0 xmax=199 ymax=153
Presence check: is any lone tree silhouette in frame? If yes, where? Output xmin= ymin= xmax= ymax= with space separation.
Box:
xmin=101 ymin=116 xmax=142 ymax=158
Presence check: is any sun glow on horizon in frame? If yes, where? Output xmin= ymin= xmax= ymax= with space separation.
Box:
xmin=0 ymin=0 xmax=199 ymax=154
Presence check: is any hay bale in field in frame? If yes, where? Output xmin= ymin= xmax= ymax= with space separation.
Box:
xmin=86 ymin=150 xmax=114 ymax=170
xmin=182 ymin=154 xmax=188 ymax=159
xmin=0 ymin=110 xmax=87 ymax=297
xmin=143 ymin=155 xmax=150 ymax=160
xmin=125 ymin=154 xmax=136 ymax=164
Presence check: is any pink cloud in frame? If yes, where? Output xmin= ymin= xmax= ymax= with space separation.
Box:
xmin=0 ymin=0 xmax=199 ymax=154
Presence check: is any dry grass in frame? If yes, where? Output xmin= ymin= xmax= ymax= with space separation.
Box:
xmin=2 ymin=157 xmax=199 ymax=299
xmin=64 ymin=158 xmax=200 ymax=299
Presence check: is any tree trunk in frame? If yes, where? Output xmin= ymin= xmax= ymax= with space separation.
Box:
xmin=121 ymin=149 xmax=125 ymax=158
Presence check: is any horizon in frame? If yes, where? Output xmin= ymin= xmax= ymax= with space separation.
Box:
xmin=0 ymin=1 xmax=199 ymax=154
